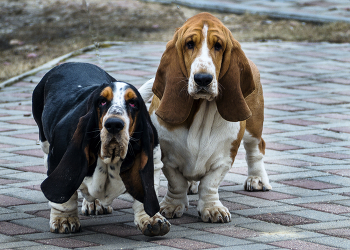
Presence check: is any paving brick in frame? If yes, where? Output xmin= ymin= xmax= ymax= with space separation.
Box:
xmin=269 ymin=239 xmax=338 ymax=250
xmin=203 ymin=225 xmax=260 ymax=239
xmin=0 ymin=221 xmax=39 ymax=235
xmin=266 ymin=142 xmax=301 ymax=151
xmin=328 ymin=126 xmax=350 ymax=133
xmin=12 ymin=149 xmax=44 ymax=158
xmin=0 ymin=194 xmax=34 ymax=207
xmin=87 ymin=224 xmax=142 ymax=237
xmin=279 ymin=119 xmax=325 ymax=126
xmin=233 ymin=190 xmax=296 ymax=200
xmin=150 ymin=238 xmax=220 ymax=250
xmin=110 ymin=199 xmax=133 ymax=210
xmin=0 ymin=178 xmax=23 ymax=185
xmin=17 ymin=165 xmax=46 ymax=174
xmin=264 ymin=159 xmax=319 ymax=167
xmin=249 ymin=213 xmax=317 ymax=226
xmin=278 ymin=179 xmax=340 ymax=190
xmin=265 ymin=104 xmax=311 ymax=112
xmin=297 ymin=202 xmax=350 ymax=215
xmin=36 ymin=238 xmax=100 ymax=248
xmin=318 ymin=228 xmax=350 ymax=240
xmin=10 ymin=133 xmax=38 ymax=141
xmin=308 ymin=151 xmax=350 ymax=160
xmin=290 ymin=134 xmax=342 ymax=144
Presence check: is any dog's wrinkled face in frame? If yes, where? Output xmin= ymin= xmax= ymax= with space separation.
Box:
xmin=181 ymin=22 xmax=227 ymax=101
xmin=97 ymin=82 xmax=139 ymax=164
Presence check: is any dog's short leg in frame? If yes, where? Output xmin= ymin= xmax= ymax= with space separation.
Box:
xmin=197 ymin=165 xmax=231 ymax=223
xmin=187 ymin=181 xmax=199 ymax=194
xmin=49 ymin=191 xmax=81 ymax=233
xmin=133 ymin=200 xmax=170 ymax=237
xmin=243 ymin=132 xmax=271 ymax=191
xmin=160 ymin=167 xmax=188 ymax=219
xmin=40 ymin=141 xmax=49 ymax=169
xmin=133 ymin=145 xmax=170 ymax=237
xmin=81 ymin=198 xmax=113 ymax=216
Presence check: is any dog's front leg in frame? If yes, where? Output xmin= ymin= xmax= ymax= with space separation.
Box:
xmin=160 ymin=166 xmax=189 ymax=219
xmin=133 ymin=145 xmax=170 ymax=237
xmin=49 ymin=191 xmax=81 ymax=233
xmin=197 ymin=164 xmax=231 ymax=223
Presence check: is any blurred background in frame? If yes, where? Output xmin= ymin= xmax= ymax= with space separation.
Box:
xmin=1 ymin=0 xmax=350 ymax=82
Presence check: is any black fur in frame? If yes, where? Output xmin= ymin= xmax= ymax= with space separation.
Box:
xmin=32 ymin=62 xmax=159 ymax=216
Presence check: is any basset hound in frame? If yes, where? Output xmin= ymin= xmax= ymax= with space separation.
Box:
xmin=139 ymin=12 xmax=272 ymax=223
xmin=32 ymin=62 xmax=170 ymax=236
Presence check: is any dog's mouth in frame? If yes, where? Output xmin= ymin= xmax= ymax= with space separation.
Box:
xmin=192 ymin=87 xmax=216 ymax=101
xmin=101 ymin=135 xmax=128 ymax=164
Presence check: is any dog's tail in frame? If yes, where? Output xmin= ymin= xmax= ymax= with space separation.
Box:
xmin=139 ymin=77 xmax=155 ymax=102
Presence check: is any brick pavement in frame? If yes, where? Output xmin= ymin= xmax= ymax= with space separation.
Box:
xmin=1 ymin=41 xmax=350 ymax=249
xmin=143 ymin=0 xmax=350 ymax=23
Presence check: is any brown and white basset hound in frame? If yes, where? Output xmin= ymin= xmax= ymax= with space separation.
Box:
xmin=32 ymin=62 xmax=170 ymax=236
xmin=139 ymin=12 xmax=271 ymax=223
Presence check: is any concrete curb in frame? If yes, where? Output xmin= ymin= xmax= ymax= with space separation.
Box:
xmin=142 ymin=0 xmax=350 ymax=23
xmin=0 ymin=41 xmax=127 ymax=90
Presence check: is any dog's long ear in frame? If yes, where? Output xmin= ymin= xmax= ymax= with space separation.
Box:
xmin=41 ymin=90 xmax=100 ymax=204
xmin=216 ymin=27 xmax=255 ymax=122
xmin=152 ymin=31 xmax=194 ymax=124
xmin=120 ymin=100 xmax=160 ymax=217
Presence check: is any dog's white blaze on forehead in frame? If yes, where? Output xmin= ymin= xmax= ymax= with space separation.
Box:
xmin=112 ymin=81 xmax=128 ymax=106
xmin=190 ymin=24 xmax=215 ymax=75
xmin=199 ymin=24 xmax=211 ymax=64
xmin=105 ymin=81 xmax=128 ymax=115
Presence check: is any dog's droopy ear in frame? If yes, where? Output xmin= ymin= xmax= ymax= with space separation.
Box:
xmin=216 ymin=28 xmax=255 ymax=122
xmin=41 ymin=91 xmax=100 ymax=204
xmin=120 ymin=109 xmax=160 ymax=217
xmin=152 ymin=33 xmax=194 ymax=124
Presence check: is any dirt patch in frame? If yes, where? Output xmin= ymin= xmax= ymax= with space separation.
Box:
xmin=1 ymin=0 xmax=350 ymax=82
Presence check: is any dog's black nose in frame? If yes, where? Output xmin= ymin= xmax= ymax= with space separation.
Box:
xmin=104 ymin=118 xmax=125 ymax=134
xmin=194 ymin=73 xmax=213 ymax=87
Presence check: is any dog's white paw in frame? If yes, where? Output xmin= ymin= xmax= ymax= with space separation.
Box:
xmin=159 ymin=197 xmax=187 ymax=219
xmin=137 ymin=212 xmax=171 ymax=237
xmin=244 ymin=176 xmax=272 ymax=191
xmin=50 ymin=215 xmax=81 ymax=233
xmin=198 ymin=204 xmax=231 ymax=223
xmin=81 ymin=198 xmax=113 ymax=216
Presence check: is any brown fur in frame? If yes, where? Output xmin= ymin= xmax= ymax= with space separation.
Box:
xmin=125 ymin=88 xmax=137 ymax=101
xmin=100 ymin=86 xmax=113 ymax=101
xmin=152 ymin=12 xmax=256 ymax=124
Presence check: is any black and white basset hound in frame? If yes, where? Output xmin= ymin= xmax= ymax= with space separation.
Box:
xmin=32 ymin=62 xmax=170 ymax=236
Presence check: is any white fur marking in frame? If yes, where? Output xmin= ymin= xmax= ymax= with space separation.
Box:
xmin=188 ymin=24 xmax=217 ymax=100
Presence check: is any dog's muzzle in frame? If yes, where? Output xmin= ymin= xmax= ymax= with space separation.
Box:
xmin=101 ymin=117 xmax=128 ymax=164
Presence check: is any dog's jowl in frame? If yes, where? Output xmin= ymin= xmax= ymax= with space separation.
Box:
xmin=32 ymin=62 xmax=170 ymax=236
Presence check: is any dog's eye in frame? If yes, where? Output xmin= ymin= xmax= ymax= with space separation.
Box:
xmin=128 ymin=100 xmax=136 ymax=108
xmin=99 ymin=100 xmax=107 ymax=106
xmin=214 ymin=42 xmax=222 ymax=51
xmin=186 ymin=41 xmax=195 ymax=50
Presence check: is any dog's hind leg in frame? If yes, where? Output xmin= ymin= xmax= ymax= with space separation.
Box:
xmin=49 ymin=191 xmax=81 ymax=233
xmin=243 ymin=132 xmax=271 ymax=191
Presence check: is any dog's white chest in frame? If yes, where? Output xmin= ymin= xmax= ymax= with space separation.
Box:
xmin=80 ymin=158 xmax=126 ymax=205
xmin=152 ymin=101 xmax=240 ymax=180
